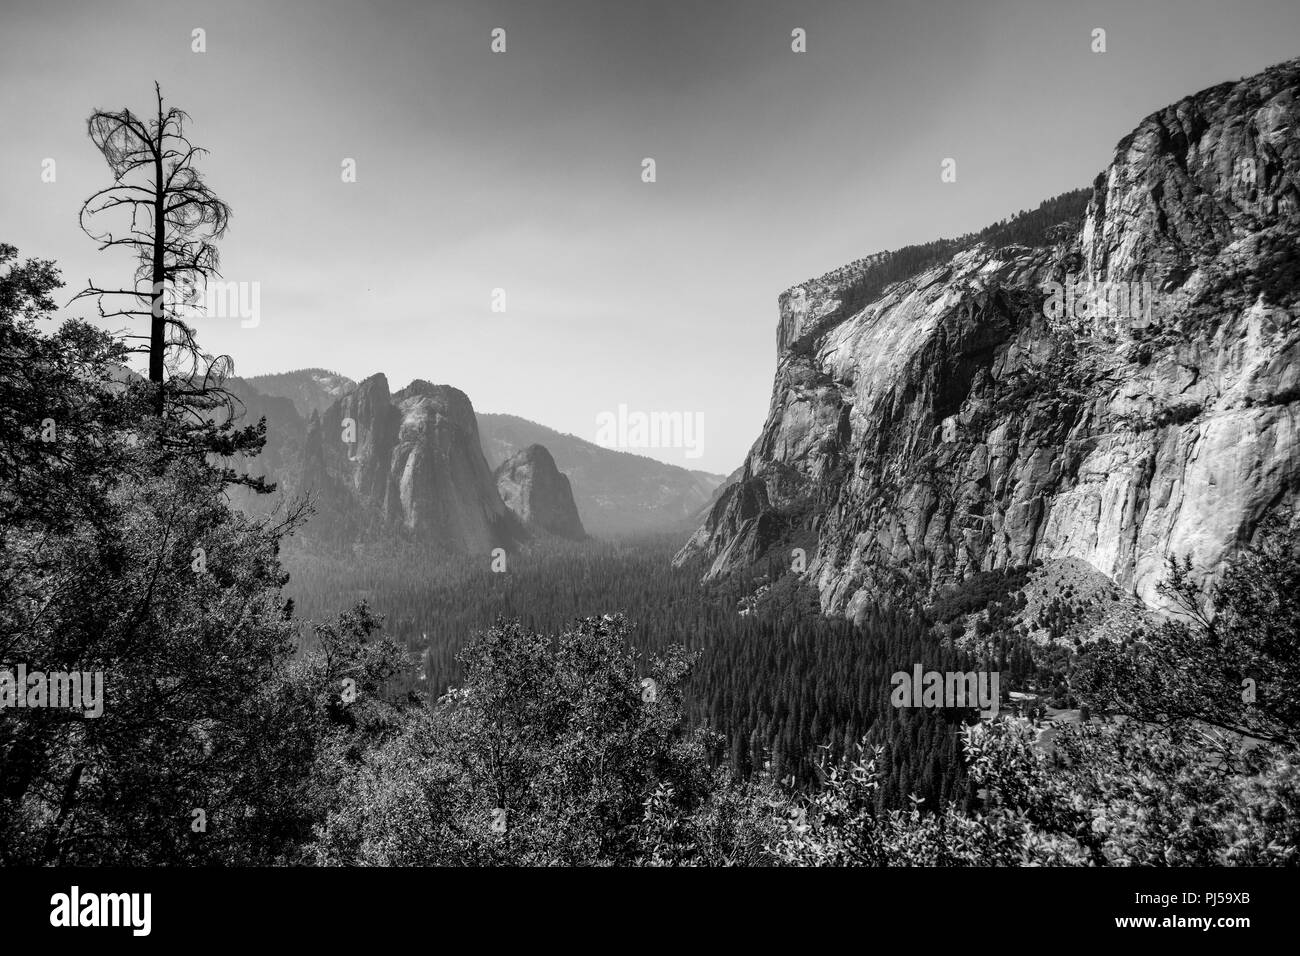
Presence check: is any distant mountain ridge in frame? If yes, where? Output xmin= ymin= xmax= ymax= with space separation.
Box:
xmin=245 ymin=368 xmax=355 ymax=417
xmin=236 ymin=370 xmax=726 ymax=538
xmin=477 ymin=412 xmax=725 ymax=536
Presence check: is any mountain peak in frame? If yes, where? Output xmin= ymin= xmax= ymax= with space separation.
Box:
xmin=495 ymin=443 xmax=585 ymax=541
xmin=244 ymin=368 xmax=358 ymax=417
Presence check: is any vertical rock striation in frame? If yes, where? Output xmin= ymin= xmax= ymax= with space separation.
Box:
xmin=314 ymin=374 xmax=524 ymax=553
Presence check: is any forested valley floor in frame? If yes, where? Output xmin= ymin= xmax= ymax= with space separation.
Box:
xmin=285 ymin=534 xmax=986 ymax=807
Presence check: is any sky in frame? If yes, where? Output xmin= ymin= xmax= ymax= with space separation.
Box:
xmin=2 ymin=0 xmax=1299 ymax=473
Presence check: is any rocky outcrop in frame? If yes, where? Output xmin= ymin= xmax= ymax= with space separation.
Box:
xmin=478 ymin=413 xmax=726 ymax=536
xmin=677 ymin=57 xmax=1300 ymax=619
xmin=312 ymin=375 xmax=524 ymax=553
xmin=230 ymin=372 xmax=727 ymax=543
xmin=494 ymin=444 xmax=586 ymax=540
xmin=295 ymin=409 xmax=361 ymax=543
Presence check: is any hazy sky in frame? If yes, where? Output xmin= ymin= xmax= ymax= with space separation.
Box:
xmin=3 ymin=0 xmax=1298 ymax=472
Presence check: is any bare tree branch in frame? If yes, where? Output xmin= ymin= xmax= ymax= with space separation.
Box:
xmin=79 ymin=82 xmax=233 ymax=418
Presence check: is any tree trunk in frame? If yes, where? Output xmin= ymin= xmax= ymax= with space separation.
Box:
xmin=149 ymin=104 xmax=166 ymax=416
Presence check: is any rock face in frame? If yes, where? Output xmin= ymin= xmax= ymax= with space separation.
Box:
xmin=311 ymin=375 xmax=525 ymax=553
xmin=677 ymin=57 xmax=1300 ymax=619
xmin=236 ymin=370 xmax=726 ymax=538
xmin=478 ymin=413 xmax=726 ymax=536
xmin=494 ymin=444 xmax=586 ymax=540
xmin=223 ymin=376 xmax=307 ymax=482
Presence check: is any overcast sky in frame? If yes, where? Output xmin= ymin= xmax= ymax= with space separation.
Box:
xmin=3 ymin=0 xmax=1298 ymax=472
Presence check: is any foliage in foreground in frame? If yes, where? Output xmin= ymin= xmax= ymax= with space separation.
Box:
xmin=3 ymin=240 xmax=1297 ymax=866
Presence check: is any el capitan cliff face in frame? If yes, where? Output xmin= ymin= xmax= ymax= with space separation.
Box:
xmin=677 ymin=57 xmax=1300 ymax=619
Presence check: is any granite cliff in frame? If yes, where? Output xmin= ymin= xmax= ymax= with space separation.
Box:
xmin=477 ymin=413 xmax=724 ymax=536
xmin=494 ymin=444 xmax=586 ymax=540
xmin=238 ymin=372 xmax=723 ymax=539
xmin=319 ymin=374 xmax=522 ymax=554
xmin=677 ymin=57 xmax=1300 ymax=620
xmin=303 ymin=374 xmax=525 ymax=553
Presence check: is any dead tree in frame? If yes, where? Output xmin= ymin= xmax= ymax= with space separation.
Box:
xmin=75 ymin=82 xmax=232 ymax=416
xmin=73 ymin=84 xmax=271 ymax=492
